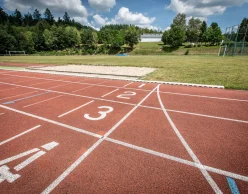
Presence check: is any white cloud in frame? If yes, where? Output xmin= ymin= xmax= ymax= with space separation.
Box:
xmin=91 ymin=7 xmax=159 ymax=30
xmin=167 ymin=0 xmax=248 ymax=18
xmin=4 ymin=0 xmax=88 ymax=24
xmin=114 ymin=7 xmax=156 ymax=26
xmin=93 ymin=14 xmax=108 ymax=26
xmin=165 ymin=26 xmax=171 ymax=31
xmin=88 ymin=0 xmax=116 ymax=12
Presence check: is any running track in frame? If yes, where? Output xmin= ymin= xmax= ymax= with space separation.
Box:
xmin=0 ymin=69 xmax=247 ymax=193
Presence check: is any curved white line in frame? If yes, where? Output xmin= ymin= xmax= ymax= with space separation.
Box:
xmin=157 ymin=84 xmax=222 ymax=193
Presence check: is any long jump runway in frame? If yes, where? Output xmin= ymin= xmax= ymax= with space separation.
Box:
xmin=0 ymin=70 xmax=248 ymax=193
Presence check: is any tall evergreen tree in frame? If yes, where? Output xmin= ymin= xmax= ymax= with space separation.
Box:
xmin=63 ymin=12 xmax=71 ymax=24
xmin=0 ymin=7 xmax=8 ymax=24
xmin=23 ymin=13 xmax=33 ymax=26
xmin=238 ymin=18 xmax=248 ymax=42
xmin=33 ymin=9 xmax=41 ymax=23
xmin=44 ymin=8 xmax=54 ymax=25
xmin=13 ymin=9 xmax=23 ymax=26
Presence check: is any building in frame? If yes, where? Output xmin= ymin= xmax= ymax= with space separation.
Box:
xmin=140 ymin=34 xmax=163 ymax=42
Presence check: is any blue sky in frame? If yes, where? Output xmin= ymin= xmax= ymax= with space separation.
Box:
xmin=1 ymin=0 xmax=248 ymax=31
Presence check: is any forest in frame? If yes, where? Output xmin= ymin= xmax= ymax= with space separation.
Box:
xmin=0 ymin=7 xmax=247 ymax=55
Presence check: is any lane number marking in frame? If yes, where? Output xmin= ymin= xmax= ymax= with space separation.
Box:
xmin=117 ymin=91 xmax=136 ymax=99
xmin=84 ymin=106 xmax=114 ymax=121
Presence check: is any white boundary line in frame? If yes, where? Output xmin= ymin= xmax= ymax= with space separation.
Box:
xmin=20 ymin=68 xmax=225 ymax=88
xmin=0 ymin=90 xmax=39 ymax=101
xmin=24 ymin=95 xmax=64 ymax=108
xmin=0 ymin=104 xmax=248 ymax=183
xmin=1 ymin=72 xmax=247 ymax=102
xmin=0 ymin=104 xmax=101 ymax=139
xmin=101 ymin=89 xmax=119 ymax=97
xmin=122 ymin=82 xmax=133 ymax=88
xmin=0 ymin=81 xmax=247 ymax=123
xmin=106 ymin=138 xmax=248 ymax=182
xmin=0 ymin=125 xmax=41 ymax=146
xmin=41 ymin=85 xmax=159 ymax=194
xmin=58 ymin=100 xmax=94 ymax=118
xmin=157 ymin=85 xmax=222 ymax=193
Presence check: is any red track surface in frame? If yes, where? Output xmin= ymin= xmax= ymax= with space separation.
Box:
xmin=0 ymin=69 xmax=248 ymax=193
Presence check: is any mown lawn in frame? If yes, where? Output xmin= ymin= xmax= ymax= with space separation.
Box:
xmin=0 ymin=55 xmax=247 ymax=90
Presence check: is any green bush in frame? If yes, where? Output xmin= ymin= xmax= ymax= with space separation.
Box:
xmin=185 ymin=49 xmax=189 ymax=55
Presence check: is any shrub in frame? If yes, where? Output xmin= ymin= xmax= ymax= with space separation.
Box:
xmin=185 ymin=49 xmax=189 ymax=55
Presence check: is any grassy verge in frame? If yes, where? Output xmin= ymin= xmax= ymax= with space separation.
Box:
xmin=0 ymin=55 xmax=247 ymax=90
xmin=130 ymin=42 xmax=220 ymax=55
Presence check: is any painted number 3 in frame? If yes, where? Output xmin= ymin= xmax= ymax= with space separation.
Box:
xmin=84 ymin=106 xmax=114 ymax=121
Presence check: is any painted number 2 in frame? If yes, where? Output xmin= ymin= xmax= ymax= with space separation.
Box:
xmin=117 ymin=91 xmax=136 ymax=99
xmin=84 ymin=106 xmax=114 ymax=121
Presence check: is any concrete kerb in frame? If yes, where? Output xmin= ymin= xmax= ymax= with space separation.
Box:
xmin=0 ymin=67 xmax=225 ymax=89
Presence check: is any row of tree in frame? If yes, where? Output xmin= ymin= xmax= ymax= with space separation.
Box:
xmin=162 ymin=14 xmax=223 ymax=47
xmin=0 ymin=7 xmax=142 ymax=54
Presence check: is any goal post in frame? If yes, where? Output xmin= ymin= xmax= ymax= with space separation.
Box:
xmin=9 ymin=51 xmax=26 ymax=56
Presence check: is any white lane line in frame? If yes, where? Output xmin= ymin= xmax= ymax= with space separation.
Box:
xmin=0 ymin=90 xmax=38 ymax=101
xmin=2 ymin=73 xmax=247 ymax=102
xmin=58 ymin=100 xmax=94 ymax=118
xmin=106 ymin=138 xmax=248 ymax=182
xmin=41 ymin=85 xmax=159 ymax=194
xmin=0 ymin=87 xmax=19 ymax=92
xmin=101 ymin=89 xmax=119 ymax=98
xmin=166 ymin=109 xmax=248 ymax=124
xmin=139 ymin=83 xmax=146 ymax=88
xmin=71 ymin=80 xmax=111 ymax=93
xmin=48 ymin=83 xmax=72 ymax=89
xmin=0 ymin=104 xmax=101 ymax=138
xmin=1 ymin=81 xmax=248 ymax=124
xmin=14 ymin=150 xmax=46 ymax=171
xmin=160 ymin=91 xmax=248 ymax=102
xmin=29 ymin=80 xmax=54 ymax=86
xmin=122 ymin=82 xmax=133 ymax=88
xmin=157 ymin=85 xmax=222 ymax=193
xmin=0 ymin=104 xmax=248 ymax=183
xmin=23 ymin=95 xmax=63 ymax=108
xmin=0 ymin=148 xmax=40 ymax=166
xmin=0 ymin=125 xmax=41 ymax=146
xmin=71 ymin=85 xmax=95 ymax=93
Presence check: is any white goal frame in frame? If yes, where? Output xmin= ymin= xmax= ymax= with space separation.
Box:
xmin=9 ymin=51 xmax=26 ymax=56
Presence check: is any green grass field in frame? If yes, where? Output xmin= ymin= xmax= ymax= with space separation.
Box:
xmin=0 ymin=55 xmax=247 ymax=90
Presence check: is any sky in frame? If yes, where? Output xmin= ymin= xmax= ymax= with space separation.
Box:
xmin=1 ymin=0 xmax=248 ymax=31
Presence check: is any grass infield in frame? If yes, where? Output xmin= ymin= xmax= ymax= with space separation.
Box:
xmin=0 ymin=55 xmax=247 ymax=90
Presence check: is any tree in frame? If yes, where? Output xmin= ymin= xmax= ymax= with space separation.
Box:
xmin=23 ymin=13 xmax=33 ymax=26
xmin=167 ymin=25 xmax=186 ymax=47
xmin=0 ymin=28 xmax=17 ymax=53
xmin=162 ymin=30 xmax=169 ymax=45
xmin=125 ymin=26 xmax=140 ymax=49
xmin=164 ymin=13 xmax=187 ymax=47
xmin=19 ymin=31 xmax=35 ymax=53
xmin=0 ymin=7 xmax=8 ymax=24
xmin=173 ymin=13 xmax=186 ymax=31
xmin=63 ymin=12 xmax=71 ymax=24
xmin=238 ymin=18 xmax=248 ymax=42
xmin=210 ymin=22 xmax=218 ymax=30
xmin=44 ymin=8 xmax=54 ymax=25
xmin=187 ymin=17 xmax=202 ymax=43
xmin=13 ymin=9 xmax=23 ymax=26
xmin=33 ymin=9 xmax=41 ymax=24
xmin=199 ymin=21 xmax=207 ymax=43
